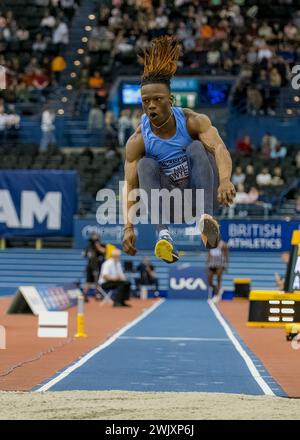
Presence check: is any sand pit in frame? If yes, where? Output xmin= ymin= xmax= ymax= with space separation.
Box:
xmin=0 ymin=391 xmax=299 ymax=420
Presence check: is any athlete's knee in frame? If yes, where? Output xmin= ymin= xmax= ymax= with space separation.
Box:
xmin=186 ymin=141 xmax=208 ymax=161
xmin=137 ymin=157 xmax=160 ymax=176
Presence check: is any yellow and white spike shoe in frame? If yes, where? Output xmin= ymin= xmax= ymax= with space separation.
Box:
xmin=154 ymin=235 xmax=179 ymax=264
xmin=199 ymin=214 xmax=220 ymax=249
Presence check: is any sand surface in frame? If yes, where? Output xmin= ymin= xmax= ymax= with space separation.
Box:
xmin=0 ymin=391 xmax=300 ymax=420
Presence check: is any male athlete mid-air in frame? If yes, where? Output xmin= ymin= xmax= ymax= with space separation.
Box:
xmin=122 ymin=36 xmax=235 ymax=263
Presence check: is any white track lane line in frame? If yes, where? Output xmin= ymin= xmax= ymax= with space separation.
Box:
xmin=119 ymin=336 xmax=229 ymax=341
xmin=208 ymin=299 xmax=275 ymax=396
xmin=35 ymin=299 xmax=165 ymax=392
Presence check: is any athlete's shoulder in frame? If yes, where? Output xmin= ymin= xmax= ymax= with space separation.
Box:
xmin=125 ymin=125 xmax=145 ymax=162
xmin=183 ymin=109 xmax=211 ymax=133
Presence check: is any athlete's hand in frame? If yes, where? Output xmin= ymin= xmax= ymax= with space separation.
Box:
xmin=122 ymin=227 xmax=137 ymax=256
xmin=217 ymin=179 xmax=236 ymax=206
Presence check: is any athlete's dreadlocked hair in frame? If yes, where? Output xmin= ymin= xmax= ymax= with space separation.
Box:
xmin=140 ymin=36 xmax=180 ymax=89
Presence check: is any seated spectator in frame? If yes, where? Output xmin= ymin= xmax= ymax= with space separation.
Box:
xmin=88 ymin=104 xmax=104 ymax=131
xmin=32 ymin=34 xmax=47 ymax=52
xmin=118 ymin=109 xmax=133 ymax=147
xmin=31 ymin=68 xmax=50 ymax=90
xmin=261 ymin=132 xmax=278 ymax=160
xmin=247 ymin=86 xmax=263 ymax=116
xmin=52 ymin=18 xmax=69 ymax=53
xmin=247 ymin=186 xmax=260 ymax=204
xmin=295 ymin=194 xmax=300 ymax=214
xmin=271 ymin=143 xmax=287 ymax=159
xmin=234 ymin=183 xmax=249 ymax=204
xmin=244 ymin=164 xmax=256 ymax=189
xmin=256 ymin=167 xmax=272 ymax=186
xmin=271 ymin=166 xmax=285 ymax=186
xmin=104 ymin=111 xmax=119 ymax=148
xmin=296 ymin=151 xmax=300 ymax=170
xmin=236 ymin=135 xmax=253 ymax=155
xmin=136 ymin=256 xmax=159 ymax=292
xmin=51 ymin=55 xmax=67 ymax=83
xmin=232 ymin=166 xmax=246 ymax=185
xmin=98 ymin=248 xmax=131 ymax=307
xmin=88 ymin=71 xmax=104 ymax=89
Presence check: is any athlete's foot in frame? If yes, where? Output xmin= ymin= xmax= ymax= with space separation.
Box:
xmin=199 ymin=214 xmax=220 ymax=249
xmin=154 ymin=233 xmax=179 ymax=264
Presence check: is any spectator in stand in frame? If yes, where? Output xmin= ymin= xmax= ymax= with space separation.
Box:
xmin=247 ymin=86 xmax=263 ymax=115
xmin=51 ymin=55 xmax=66 ymax=83
xmin=31 ymin=68 xmax=50 ymax=90
xmin=232 ymin=166 xmax=246 ymax=186
xmin=256 ymin=167 xmax=272 ymax=186
xmin=236 ymin=135 xmax=253 ymax=155
xmin=261 ymin=132 xmax=279 ymax=160
xmin=295 ymin=194 xmax=300 ymax=215
xmin=0 ymin=106 xmax=7 ymax=142
xmin=234 ymin=183 xmax=249 ymax=204
xmin=271 ymin=166 xmax=285 ymax=186
xmin=88 ymin=103 xmax=104 ymax=131
xmin=136 ymin=256 xmax=159 ymax=293
xmin=244 ymin=164 xmax=256 ymax=189
xmin=40 ymin=107 xmax=56 ymax=151
xmin=104 ymin=111 xmax=119 ymax=149
xmin=98 ymin=248 xmax=131 ymax=308
xmin=60 ymin=0 xmax=76 ymax=23
xmin=131 ymin=109 xmax=142 ymax=131
xmin=88 ymin=71 xmax=104 ymax=89
xmin=118 ymin=108 xmax=133 ymax=147
xmin=296 ymin=151 xmax=300 ymax=170
xmin=271 ymin=143 xmax=287 ymax=159
xmin=52 ymin=18 xmax=69 ymax=54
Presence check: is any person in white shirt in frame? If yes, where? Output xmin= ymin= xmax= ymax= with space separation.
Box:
xmin=98 ymin=248 xmax=131 ymax=307
xmin=53 ymin=19 xmax=69 ymax=53
xmin=40 ymin=107 xmax=56 ymax=151
xmin=256 ymin=167 xmax=272 ymax=186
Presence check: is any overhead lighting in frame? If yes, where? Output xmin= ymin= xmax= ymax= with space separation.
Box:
xmin=89 ymin=14 xmax=96 ymax=20
xmin=66 ymin=84 xmax=73 ymax=90
xmin=85 ymin=26 xmax=92 ymax=32
xmin=287 ymin=109 xmax=293 ymax=115
xmin=77 ymin=48 xmax=84 ymax=55
xmin=58 ymin=109 xmax=65 ymax=115
xmin=70 ymin=72 xmax=77 ymax=78
xmin=74 ymin=60 xmax=81 ymax=66
xmin=294 ymin=96 xmax=300 ymax=102
xmin=82 ymin=37 xmax=88 ymax=43
xmin=62 ymin=97 xmax=68 ymax=103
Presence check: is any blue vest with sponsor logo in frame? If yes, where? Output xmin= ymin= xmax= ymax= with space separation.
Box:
xmin=141 ymin=106 xmax=193 ymax=185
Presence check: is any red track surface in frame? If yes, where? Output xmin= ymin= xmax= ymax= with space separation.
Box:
xmin=0 ymin=296 xmax=156 ymax=391
xmin=219 ymin=299 xmax=300 ymax=398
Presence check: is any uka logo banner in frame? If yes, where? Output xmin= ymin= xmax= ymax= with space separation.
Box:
xmin=168 ymin=265 xmax=208 ymax=299
xmin=0 ymin=171 xmax=77 ymax=236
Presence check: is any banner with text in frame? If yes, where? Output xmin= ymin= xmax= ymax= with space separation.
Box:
xmin=74 ymin=218 xmax=300 ymax=252
xmin=0 ymin=170 xmax=77 ymax=236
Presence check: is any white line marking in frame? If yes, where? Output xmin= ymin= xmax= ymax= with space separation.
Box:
xmin=119 ymin=336 xmax=229 ymax=342
xmin=35 ymin=299 xmax=165 ymax=392
xmin=208 ymin=299 xmax=275 ymax=396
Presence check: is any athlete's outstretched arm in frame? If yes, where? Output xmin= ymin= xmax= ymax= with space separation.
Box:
xmin=122 ymin=127 xmax=145 ymax=256
xmin=186 ymin=110 xmax=236 ymax=206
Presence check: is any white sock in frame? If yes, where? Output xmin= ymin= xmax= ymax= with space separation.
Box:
xmin=159 ymin=229 xmax=171 ymax=240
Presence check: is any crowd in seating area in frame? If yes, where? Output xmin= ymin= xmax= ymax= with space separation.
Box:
xmin=84 ymin=0 xmax=300 ymax=83
xmin=228 ymin=132 xmax=300 ymax=217
xmin=0 ymin=0 xmax=79 ymax=117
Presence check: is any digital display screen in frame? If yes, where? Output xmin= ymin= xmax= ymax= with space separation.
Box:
xmin=122 ymin=84 xmax=142 ymax=105
xmin=199 ymin=83 xmax=231 ymax=106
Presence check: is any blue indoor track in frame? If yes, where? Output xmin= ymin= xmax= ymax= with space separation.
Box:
xmin=39 ymin=300 xmax=286 ymax=396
